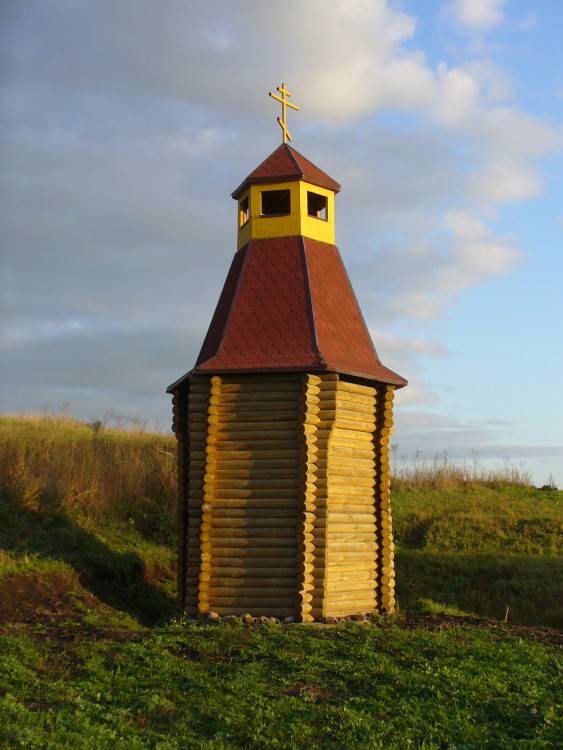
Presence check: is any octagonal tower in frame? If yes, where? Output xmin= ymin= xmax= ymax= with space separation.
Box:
xmin=168 ymin=122 xmax=406 ymax=621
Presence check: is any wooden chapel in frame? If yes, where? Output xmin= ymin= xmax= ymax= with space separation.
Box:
xmin=168 ymin=85 xmax=407 ymax=621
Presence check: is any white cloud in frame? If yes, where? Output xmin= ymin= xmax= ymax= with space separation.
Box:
xmin=462 ymin=60 xmax=513 ymax=102
xmin=431 ymin=64 xmax=561 ymax=208
xmin=445 ymin=210 xmax=521 ymax=277
xmin=369 ymin=331 xmax=448 ymax=407
xmin=469 ymin=160 xmax=542 ymax=204
xmin=448 ymin=0 xmax=508 ymax=31
xmin=1 ymin=0 xmax=437 ymax=123
xmin=518 ymin=12 xmax=537 ymax=31
xmin=345 ymin=204 xmax=520 ymax=326
xmin=241 ymin=0 xmax=435 ymax=121
xmin=435 ymin=65 xmax=482 ymax=126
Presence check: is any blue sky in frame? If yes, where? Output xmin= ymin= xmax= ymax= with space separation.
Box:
xmin=1 ymin=0 xmax=562 ymax=485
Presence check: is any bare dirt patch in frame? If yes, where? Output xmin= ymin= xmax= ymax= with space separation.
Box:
xmin=0 ymin=570 xmax=109 ymax=625
xmin=0 ymin=570 xmax=147 ymax=649
xmin=397 ymin=613 xmax=563 ymax=646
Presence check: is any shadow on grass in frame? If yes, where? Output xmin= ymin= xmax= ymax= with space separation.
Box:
xmin=0 ymin=491 xmax=176 ymax=626
xmin=395 ymin=549 xmax=563 ymax=629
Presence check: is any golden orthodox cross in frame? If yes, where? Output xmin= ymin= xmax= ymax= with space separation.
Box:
xmin=269 ymin=82 xmax=300 ymax=144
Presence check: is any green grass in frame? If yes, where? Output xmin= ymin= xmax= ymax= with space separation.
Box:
xmin=392 ymin=485 xmax=561 ymax=556
xmin=1 ymin=622 xmax=561 ymax=749
xmin=391 ymin=485 xmax=562 ymax=628
xmin=395 ymin=551 xmax=563 ymax=627
xmin=0 ymin=414 xmax=562 ymax=747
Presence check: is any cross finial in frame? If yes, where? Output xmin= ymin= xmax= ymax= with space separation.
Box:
xmin=269 ymin=82 xmax=300 ymax=144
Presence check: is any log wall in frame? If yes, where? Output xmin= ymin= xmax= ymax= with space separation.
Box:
xmin=173 ymin=371 xmax=396 ymax=619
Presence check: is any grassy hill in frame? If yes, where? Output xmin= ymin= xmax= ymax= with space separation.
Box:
xmin=1 ymin=414 xmax=561 ymax=748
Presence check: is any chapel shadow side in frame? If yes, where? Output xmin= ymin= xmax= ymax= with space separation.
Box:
xmin=0 ymin=491 xmax=176 ymax=626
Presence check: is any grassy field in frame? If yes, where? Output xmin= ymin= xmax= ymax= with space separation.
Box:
xmin=0 ymin=414 xmax=561 ymax=748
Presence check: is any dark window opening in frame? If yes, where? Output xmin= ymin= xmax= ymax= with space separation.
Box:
xmin=239 ymin=195 xmax=249 ymax=227
xmin=307 ymin=191 xmax=328 ymax=220
xmin=262 ymin=189 xmax=291 ymax=216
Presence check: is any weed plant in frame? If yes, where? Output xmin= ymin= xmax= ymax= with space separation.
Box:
xmin=391 ymin=447 xmax=533 ymax=490
xmin=0 ymin=413 xmax=176 ymax=542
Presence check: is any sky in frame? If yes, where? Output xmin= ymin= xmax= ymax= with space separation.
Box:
xmin=1 ymin=0 xmax=562 ymax=486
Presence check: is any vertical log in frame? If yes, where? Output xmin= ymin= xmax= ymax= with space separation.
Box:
xmin=374 ymin=384 xmax=396 ymax=614
xmin=295 ymin=373 xmax=322 ymax=622
xmin=178 ymin=375 xmax=212 ymax=615
xmin=313 ymin=373 xmax=339 ymax=618
xmin=197 ymin=375 xmax=220 ymax=615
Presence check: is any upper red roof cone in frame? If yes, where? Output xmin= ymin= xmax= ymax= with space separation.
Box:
xmin=232 ymin=143 xmax=341 ymax=199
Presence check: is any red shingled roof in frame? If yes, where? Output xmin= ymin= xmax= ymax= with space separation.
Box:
xmin=232 ymin=144 xmax=341 ymax=199
xmin=191 ymin=236 xmax=406 ymax=387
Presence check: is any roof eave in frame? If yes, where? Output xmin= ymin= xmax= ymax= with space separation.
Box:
xmin=190 ymin=362 xmax=407 ymax=387
xmin=166 ymin=369 xmax=194 ymax=393
xmin=319 ymin=363 xmax=407 ymax=388
xmin=231 ymin=174 xmax=301 ymax=200
xmin=232 ymin=174 xmax=341 ymax=201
